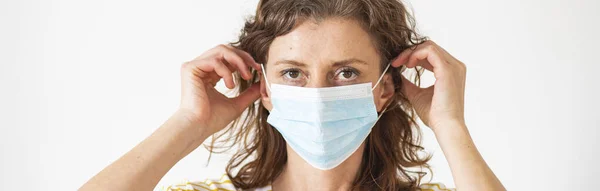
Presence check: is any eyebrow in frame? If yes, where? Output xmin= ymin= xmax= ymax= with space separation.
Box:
xmin=273 ymin=58 xmax=368 ymax=67
xmin=332 ymin=58 xmax=368 ymax=67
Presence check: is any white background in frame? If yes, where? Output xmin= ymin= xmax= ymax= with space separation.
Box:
xmin=1 ymin=0 xmax=599 ymax=190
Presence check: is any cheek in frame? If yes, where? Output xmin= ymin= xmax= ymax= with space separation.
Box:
xmin=376 ymin=100 xmax=386 ymax=112
xmin=372 ymin=89 xmax=384 ymax=111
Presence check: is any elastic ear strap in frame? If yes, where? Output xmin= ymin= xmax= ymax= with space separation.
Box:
xmin=371 ymin=101 xmax=390 ymax=129
xmin=260 ymin=64 xmax=271 ymax=91
xmin=379 ymin=99 xmax=391 ymax=115
xmin=377 ymin=107 xmax=387 ymax=119
xmin=372 ymin=63 xmax=392 ymax=90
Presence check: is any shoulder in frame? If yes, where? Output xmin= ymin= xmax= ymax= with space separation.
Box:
xmin=156 ymin=174 xmax=272 ymax=191
xmin=419 ymin=183 xmax=455 ymax=191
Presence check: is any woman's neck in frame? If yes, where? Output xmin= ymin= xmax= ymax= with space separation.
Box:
xmin=271 ymin=143 xmax=365 ymax=191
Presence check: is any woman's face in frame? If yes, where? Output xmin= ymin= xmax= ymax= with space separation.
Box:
xmin=260 ymin=18 xmax=394 ymax=112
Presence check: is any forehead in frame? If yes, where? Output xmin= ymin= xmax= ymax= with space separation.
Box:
xmin=267 ymin=18 xmax=380 ymax=65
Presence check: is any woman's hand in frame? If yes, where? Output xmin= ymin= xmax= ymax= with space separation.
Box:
xmin=392 ymin=41 xmax=505 ymax=190
xmin=80 ymin=45 xmax=262 ymax=191
xmin=178 ymin=44 xmax=262 ymax=136
xmin=392 ymin=40 xmax=466 ymax=131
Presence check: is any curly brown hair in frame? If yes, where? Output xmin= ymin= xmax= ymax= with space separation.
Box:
xmin=206 ymin=0 xmax=430 ymax=190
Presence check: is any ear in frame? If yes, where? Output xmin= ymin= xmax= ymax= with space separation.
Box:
xmin=375 ymin=74 xmax=394 ymax=112
xmin=259 ymin=72 xmax=273 ymax=111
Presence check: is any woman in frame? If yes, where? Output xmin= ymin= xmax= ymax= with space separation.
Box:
xmin=81 ymin=0 xmax=505 ymax=190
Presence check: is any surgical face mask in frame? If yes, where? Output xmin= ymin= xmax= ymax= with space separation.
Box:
xmin=260 ymin=63 xmax=391 ymax=170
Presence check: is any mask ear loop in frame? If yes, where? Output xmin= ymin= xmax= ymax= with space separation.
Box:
xmin=377 ymin=100 xmax=391 ymax=118
xmin=374 ymin=63 xmax=393 ymax=118
xmin=260 ymin=63 xmax=271 ymax=92
xmin=372 ymin=63 xmax=392 ymax=91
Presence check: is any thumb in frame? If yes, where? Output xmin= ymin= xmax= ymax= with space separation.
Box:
xmin=232 ymin=83 xmax=261 ymax=112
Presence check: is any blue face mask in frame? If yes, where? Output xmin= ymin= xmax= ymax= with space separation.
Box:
xmin=260 ymin=63 xmax=391 ymax=170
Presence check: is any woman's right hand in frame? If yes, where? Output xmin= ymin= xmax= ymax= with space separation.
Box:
xmin=80 ymin=45 xmax=262 ymax=191
xmin=177 ymin=44 xmax=262 ymax=137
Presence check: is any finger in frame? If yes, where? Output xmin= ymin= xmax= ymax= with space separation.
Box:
xmin=194 ymin=59 xmax=234 ymax=89
xmin=232 ymin=83 xmax=261 ymax=112
xmin=221 ymin=48 xmax=252 ymax=80
xmin=391 ymin=47 xmax=414 ymax=68
xmin=392 ymin=46 xmax=434 ymax=71
xmin=226 ymin=45 xmax=261 ymax=72
xmin=405 ymin=43 xmax=447 ymax=75
xmin=412 ymin=59 xmax=434 ymax=71
xmin=427 ymin=42 xmax=466 ymax=77
xmin=426 ymin=41 xmax=461 ymax=65
xmin=220 ymin=58 xmax=245 ymax=86
xmin=407 ymin=53 xmax=435 ymax=72
xmin=223 ymin=45 xmax=256 ymax=79
xmin=214 ymin=61 xmax=235 ymax=89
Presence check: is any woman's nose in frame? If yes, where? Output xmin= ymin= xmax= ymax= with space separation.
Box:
xmin=304 ymin=73 xmax=333 ymax=88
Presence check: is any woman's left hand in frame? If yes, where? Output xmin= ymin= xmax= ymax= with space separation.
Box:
xmin=391 ymin=40 xmax=466 ymax=131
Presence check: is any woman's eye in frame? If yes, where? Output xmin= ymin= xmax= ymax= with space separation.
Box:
xmin=335 ymin=68 xmax=359 ymax=81
xmin=287 ymin=71 xmax=300 ymax=78
xmin=341 ymin=71 xmax=354 ymax=79
xmin=282 ymin=69 xmax=302 ymax=79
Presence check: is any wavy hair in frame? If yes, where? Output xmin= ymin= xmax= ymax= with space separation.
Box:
xmin=206 ymin=0 xmax=430 ymax=190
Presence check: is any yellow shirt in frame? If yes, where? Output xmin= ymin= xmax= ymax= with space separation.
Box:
xmin=157 ymin=174 xmax=455 ymax=191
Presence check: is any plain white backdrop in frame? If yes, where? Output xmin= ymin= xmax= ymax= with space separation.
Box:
xmin=1 ymin=0 xmax=599 ymax=190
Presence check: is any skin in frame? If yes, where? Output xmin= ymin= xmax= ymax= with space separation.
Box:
xmin=80 ymin=18 xmax=505 ymax=191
